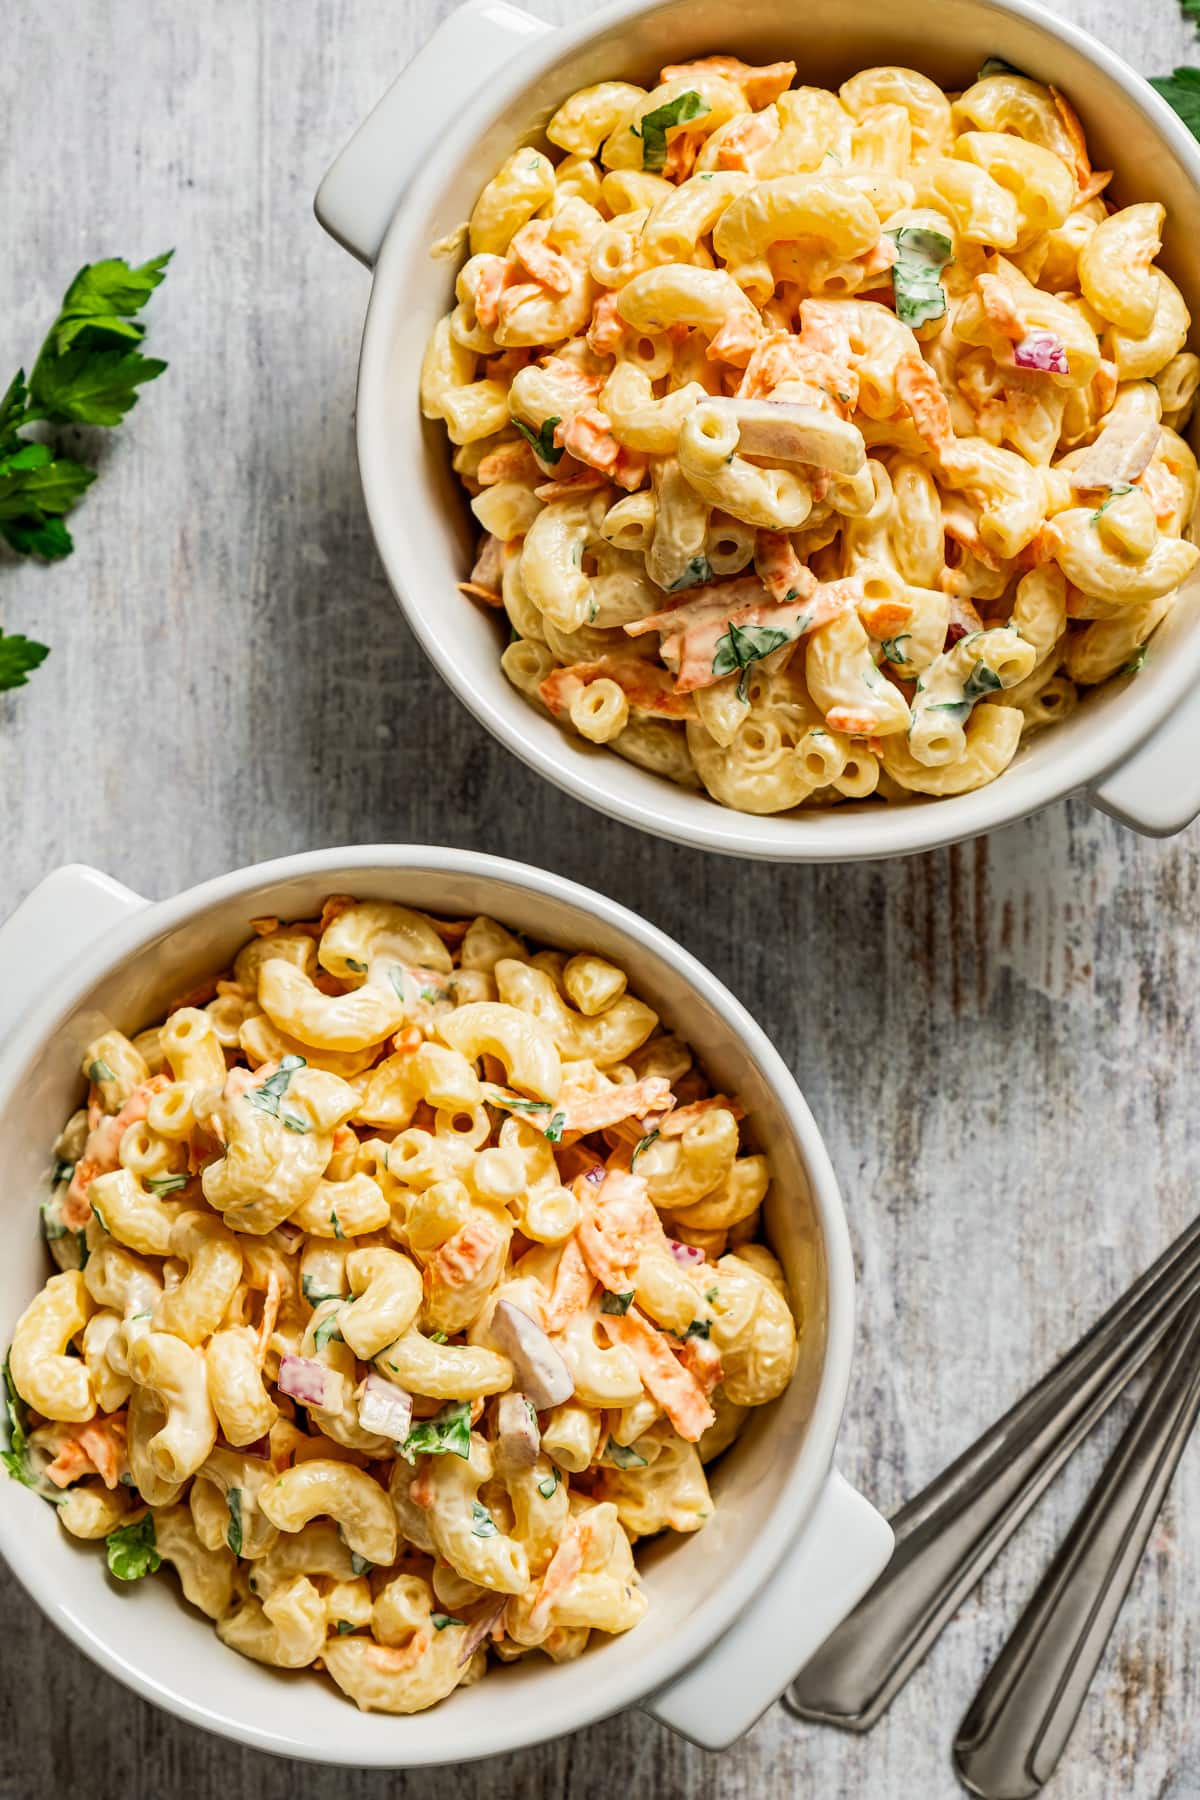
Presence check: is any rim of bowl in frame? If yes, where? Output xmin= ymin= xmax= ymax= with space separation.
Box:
xmin=355 ymin=0 xmax=1200 ymax=862
xmin=0 ymin=845 xmax=854 ymax=1763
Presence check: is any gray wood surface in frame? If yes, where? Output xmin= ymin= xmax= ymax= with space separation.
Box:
xmin=3 ymin=1 xmax=1200 ymax=1794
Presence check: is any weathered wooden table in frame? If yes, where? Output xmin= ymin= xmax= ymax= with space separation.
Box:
xmin=3 ymin=2 xmax=1199 ymax=1794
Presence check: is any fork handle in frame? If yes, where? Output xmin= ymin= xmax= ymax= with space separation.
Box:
xmin=952 ymin=1302 xmax=1200 ymax=1799
xmin=786 ymin=1215 xmax=1200 ymax=1730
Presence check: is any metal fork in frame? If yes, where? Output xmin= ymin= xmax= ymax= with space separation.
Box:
xmin=785 ymin=1213 xmax=1200 ymax=1731
xmin=952 ymin=1297 xmax=1200 ymax=1798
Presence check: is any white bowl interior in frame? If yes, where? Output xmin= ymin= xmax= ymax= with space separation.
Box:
xmin=0 ymin=857 xmax=838 ymax=1764
xmin=360 ymin=0 xmax=1200 ymax=859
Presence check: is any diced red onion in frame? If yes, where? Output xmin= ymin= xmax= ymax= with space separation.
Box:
xmin=1013 ymin=330 xmax=1068 ymax=375
xmin=278 ymin=1354 xmax=336 ymax=1408
xmin=457 ymin=1595 xmax=508 ymax=1667
xmin=496 ymin=1390 xmax=541 ymax=1468
xmin=357 ymin=1372 xmax=413 ymax=1443
xmin=668 ymin=1239 xmax=705 ymax=1267
xmin=584 ymin=1164 xmax=606 ymax=1187
xmin=490 ymin=1301 xmax=575 ymax=1408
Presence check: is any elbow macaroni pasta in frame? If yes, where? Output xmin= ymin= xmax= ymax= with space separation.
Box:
xmin=426 ymin=53 xmax=1199 ymax=816
xmin=6 ymin=896 xmax=801 ymax=1714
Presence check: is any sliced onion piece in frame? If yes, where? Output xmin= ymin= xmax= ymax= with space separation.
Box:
xmin=278 ymin=1354 xmax=341 ymax=1410
xmin=457 ymin=1594 xmax=508 ymax=1667
xmin=1013 ymin=330 xmax=1068 ymax=375
xmin=490 ymin=1301 xmax=575 ymax=1408
xmin=496 ymin=1390 xmax=541 ymax=1468
xmin=667 ymin=1238 xmax=705 ymax=1267
xmin=357 ymin=1372 xmax=414 ymax=1444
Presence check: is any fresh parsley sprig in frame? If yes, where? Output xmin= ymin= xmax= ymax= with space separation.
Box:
xmin=1150 ymin=4 xmax=1200 ymax=137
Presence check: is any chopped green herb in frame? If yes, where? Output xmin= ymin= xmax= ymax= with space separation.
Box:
xmin=51 ymin=1158 xmax=75 ymax=1187
xmin=977 ymin=56 xmax=1028 ymax=79
xmin=429 ymin=1330 xmax=449 ymax=1345
xmin=432 ymin=1612 xmax=464 ymax=1630
xmin=226 ymin=1488 xmax=244 ymax=1556
xmin=74 ymin=1228 xmax=89 ymax=1269
xmin=490 ymin=1093 xmax=553 ymax=1120
xmin=600 ymin=1289 xmax=634 ymax=1315
xmin=281 ymin=1110 xmax=310 ymax=1134
xmin=470 ymin=1499 xmax=499 ymax=1537
xmin=1122 ymin=643 xmax=1149 ymax=676
xmin=0 ymin=632 xmax=50 ymax=689
xmin=632 ymin=91 xmax=709 ymax=172
xmin=930 ymin=662 xmax=1003 ymax=721
xmin=302 ymin=1273 xmax=343 ymax=1306
xmin=400 ymin=1400 xmax=472 ymax=1464
xmin=1091 ymin=484 xmax=1134 ymax=521
xmin=668 ymin=554 xmax=713 ymax=592
xmin=631 ymin=1129 xmax=659 ymax=1168
xmin=145 ymin=1173 xmax=188 ymax=1197
xmin=335 ymin=1619 xmax=356 ymax=1635
xmin=544 ymin=1110 xmax=566 ymax=1143
xmin=880 ymin=633 xmax=912 ymax=666
xmin=605 ymin=1439 xmax=648 ymax=1470
xmin=705 ymin=1285 xmax=719 ymax=1304
xmin=330 ymin=1210 xmax=345 ymax=1240
xmin=39 ymin=1200 xmax=66 ymax=1242
xmin=887 ymin=226 xmax=954 ymax=328
xmin=512 ymin=414 xmax=564 ymax=465
xmin=245 ymin=1054 xmax=305 ymax=1120
xmin=712 ymin=619 xmax=798 ymax=701
xmin=105 ymin=1514 xmax=161 ymax=1581
xmin=537 ymin=1469 xmax=561 ymax=1499
xmin=684 ymin=1318 xmax=711 ymax=1340
xmin=345 ymin=957 xmax=368 ymax=974
xmin=1149 ymin=67 xmax=1200 ymax=141
xmin=350 ymin=1551 xmax=372 ymax=1577
xmin=312 ymin=1313 xmax=344 ymax=1352
xmin=88 ymin=1058 xmax=117 ymax=1085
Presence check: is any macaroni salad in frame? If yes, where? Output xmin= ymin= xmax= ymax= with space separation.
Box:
xmin=422 ymin=57 xmax=1200 ymax=813
xmin=4 ymin=898 xmax=798 ymax=1714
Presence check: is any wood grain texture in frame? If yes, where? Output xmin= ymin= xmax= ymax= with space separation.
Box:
xmin=3 ymin=1 xmax=1200 ymax=1794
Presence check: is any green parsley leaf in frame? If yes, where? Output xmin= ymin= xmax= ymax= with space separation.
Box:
xmin=88 ymin=1058 xmax=117 ymax=1085
xmin=684 ymin=1318 xmax=711 ymax=1339
xmin=51 ymin=1158 xmax=75 ymax=1187
xmin=668 ymin=554 xmax=713 ymax=592
xmin=27 ymin=344 xmax=167 ymax=428
xmin=350 ymin=1551 xmax=372 ymax=1577
xmin=633 ymin=91 xmax=709 ymax=172
xmin=600 ymin=1289 xmax=634 ymax=1315
xmin=880 ymin=633 xmax=913 ymax=666
xmin=1122 ymin=642 xmax=1149 ymax=676
xmin=335 ymin=1619 xmax=356 ymax=1635
xmin=705 ymin=1285 xmax=719 ymax=1304
xmin=490 ymin=1094 xmax=552 ymax=1120
xmin=40 ymin=1200 xmax=67 ymax=1242
xmin=400 ymin=1400 xmax=472 ymax=1464
xmin=0 ymin=371 xmax=27 ymax=449
xmin=105 ymin=1514 xmax=161 ymax=1581
xmin=512 ymin=414 xmax=564 ymax=465
xmin=225 ymin=1488 xmax=244 ymax=1556
xmin=345 ymin=957 xmax=368 ymax=974
xmin=888 ymin=226 xmax=954 ymax=327
xmin=432 ymin=1612 xmax=464 ymax=1630
xmin=1149 ymin=67 xmax=1200 ymax=140
xmin=281 ymin=1111 xmax=310 ymax=1134
xmin=0 ymin=630 xmax=50 ymax=690
xmin=48 ymin=253 xmax=173 ymax=355
xmin=2 ymin=515 xmax=74 ymax=559
xmin=470 ymin=1499 xmax=499 ymax=1538
xmin=245 ymin=1054 xmax=305 ymax=1119
xmin=712 ymin=619 xmax=797 ymax=701
xmin=429 ymin=1330 xmax=449 ymax=1345
xmin=0 ymin=443 xmax=96 ymax=531
xmin=977 ymin=56 xmax=1028 ymax=79
xmin=631 ymin=1129 xmax=659 ymax=1168
xmin=544 ymin=1110 xmax=566 ymax=1143
xmin=1091 ymin=483 xmax=1134 ymax=521
xmin=302 ymin=1274 xmax=343 ymax=1306
xmin=145 ymin=1173 xmax=188 ymax=1197
xmin=604 ymin=1438 xmax=648 ymax=1470
xmin=330 ymin=1209 xmax=345 ymax=1240
xmin=3 ymin=1355 xmax=28 ymax=1461
xmin=964 ymin=663 xmax=1004 ymax=703
xmin=312 ymin=1313 xmax=344 ymax=1352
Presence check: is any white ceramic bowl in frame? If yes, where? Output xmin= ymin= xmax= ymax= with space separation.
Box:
xmin=0 ymin=849 xmax=890 ymax=1765
xmin=317 ymin=0 xmax=1200 ymax=861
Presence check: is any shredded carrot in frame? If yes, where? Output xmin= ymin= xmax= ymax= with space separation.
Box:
xmin=597 ymin=1308 xmax=715 ymax=1441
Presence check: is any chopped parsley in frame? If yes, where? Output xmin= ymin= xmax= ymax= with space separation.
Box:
xmin=312 ymin=1313 xmax=344 ymax=1352
xmin=632 ymin=91 xmax=709 ymax=172
xmin=345 ymin=957 xmax=368 ymax=974
xmin=335 ymin=1619 xmax=356 ymax=1635
xmin=544 ymin=1110 xmax=566 ymax=1143
xmin=684 ymin=1319 xmax=711 ymax=1340
xmin=429 ymin=1330 xmax=449 ymax=1345
xmin=600 ymin=1290 xmax=634 ymax=1315
xmin=226 ymin=1488 xmax=244 ymax=1555
xmin=1122 ymin=643 xmax=1149 ymax=676
xmin=302 ymin=1273 xmax=343 ymax=1306
xmin=887 ymin=226 xmax=954 ymax=328
xmin=245 ymin=1054 xmax=306 ymax=1121
xmin=929 ymin=662 xmax=1003 ymax=721
xmin=513 ymin=414 xmax=564 ymax=464
xmin=631 ymin=1129 xmax=659 ymax=1168
xmin=350 ymin=1551 xmax=372 ymax=1576
xmin=880 ymin=633 xmax=912 ymax=666
xmin=105 ymin=1514 xmax=161 ymax=1581
xmin=399 ymin=1400 xmax=472 ymax=1464
xmin=490 ymin=1095 xmax=552 ymax=1117
xmin=330 ymin=1210 xmax=345 ymax=1240
xmin=88 ymin=1057 xmax=117 ymax=1085
xmin=711 ymin=619 xmax=798 ymax=701
xmin=668 ymin=554 xmax=713 ymax=592
xmin=470 ymin=1500 xmax=499 ymax=1537
xmin=51 ymin=1157 xmax=75 ymax=1187
xmin=605 ymin=1439 xmax=648 ymax=1470
xmin=432 ymin=1612 xmax=464 ymax=1630
xmin=705 ymin=1285 xmax=719 ymax=1304
xmin=537 ymin=1469 xmax=561 ymax=1500
xmin=1091 ymin=483 xmax=1133 ymax=521
xmin=145 ymin=1172 xmax=188 ymax=1197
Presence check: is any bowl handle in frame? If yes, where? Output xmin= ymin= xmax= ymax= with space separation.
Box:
xmin=1088 ymin=680 xmax=1200 ymax=837
xmin=640 ymin=1468 xmax=893 ymax=1750
xmin=0 ymin=864 xmax=147 ymax=1041
xmin=314 ymin=0 xmax=553 ymax=267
